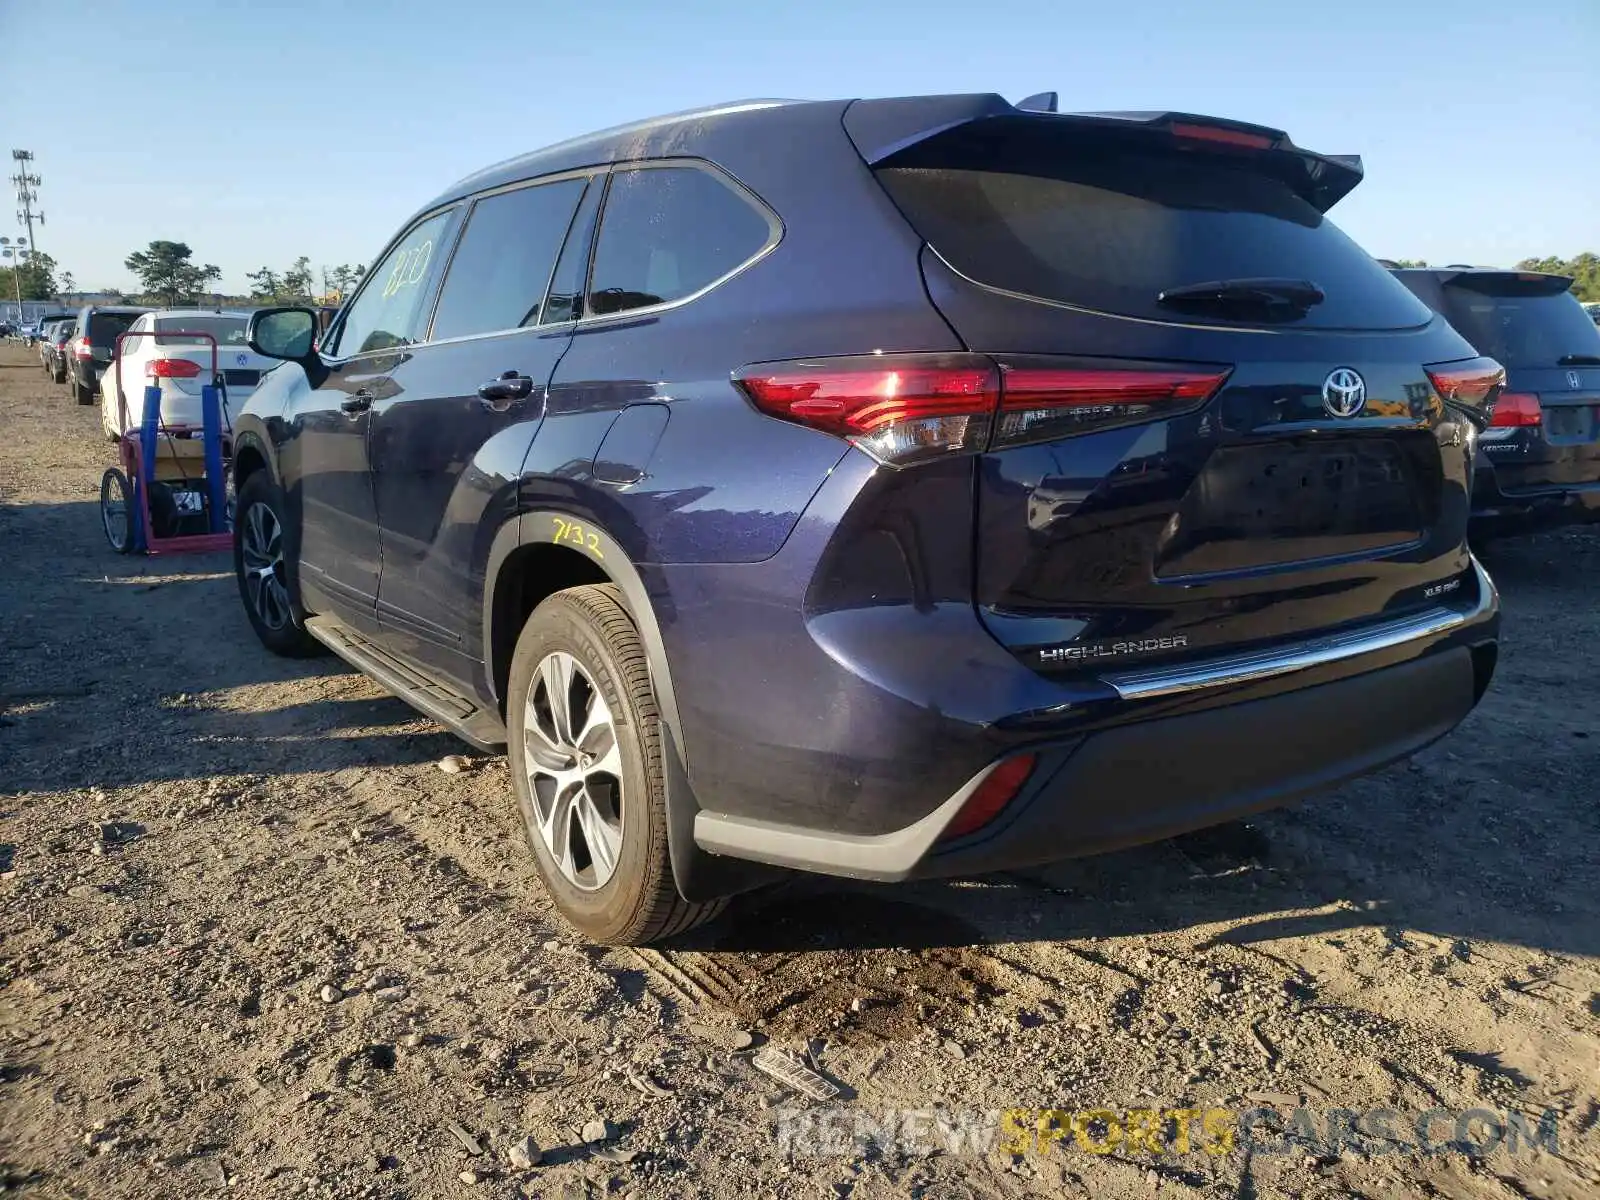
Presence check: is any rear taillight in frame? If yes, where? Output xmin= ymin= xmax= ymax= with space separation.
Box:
xmin=1425 ymin=357 xmax=1505 ymax=409
xmin=73 ymin=336 xmax=92 ymax=359
xmin=146 ymin=357 xmax=203 ymax=379
xmin=734 ymin=354 xmax=1231 ymax=466
xmin=735 ymin=354 xmax=1000 ymax=466
xmin=940 ymin=754 xmax=1037 ymax=841
xmin=995 ymin=365 xmax=1231 ymax=449
xmin=1489 ymin=392 xmax=1541 ymax=428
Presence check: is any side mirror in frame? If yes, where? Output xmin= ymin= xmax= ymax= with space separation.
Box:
xmin=248 ymin=307 xmax=318 ymax=362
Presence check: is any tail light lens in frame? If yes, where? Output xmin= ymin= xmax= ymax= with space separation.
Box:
xmin=73 ymin=336 xmax=92 ymax=359
xmin=146 ymin=357 xmax=203 ymax=379
xmin=940 ymin=754 xmax=1037 ymax=841
xmin=1425 ymin=357 xmax=1506 ymax=409
xmin=736 ymin=354 xmax=1000 ymax=466
xmin=735 ymin=354 xmax=1231 ymax=467
xmin=995 ymin=365 xmax=1231 ymax=448
xmin=1489 ymin=392 xmax=1541 ymax=428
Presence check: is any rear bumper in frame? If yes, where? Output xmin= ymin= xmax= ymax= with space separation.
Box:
xmin=691 ymin=559 xmax=1499 ymax=882
xmin=1471 ymin=462 xmax=1600 ymax=536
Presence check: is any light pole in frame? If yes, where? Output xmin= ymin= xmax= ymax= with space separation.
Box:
xmin=0 ymin=237 xmax=27 ymax=322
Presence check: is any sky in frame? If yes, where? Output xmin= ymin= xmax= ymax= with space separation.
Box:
xmin=2 ymin=0 xmax=1596 ymax=295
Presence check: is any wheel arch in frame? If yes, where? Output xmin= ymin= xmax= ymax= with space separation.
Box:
xmin=483 ymin=509 xmax=781 ymax=903
xmin=231 ymin=427 xmax=273 ymax=490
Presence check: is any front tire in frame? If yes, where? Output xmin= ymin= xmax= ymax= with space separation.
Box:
xmin=233 ymin=471 xmax=323 ymax=657
xmin=507 ymin=584 xmax=725 ymax=945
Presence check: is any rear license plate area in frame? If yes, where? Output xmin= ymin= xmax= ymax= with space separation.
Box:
xmin=1543 ymin=404 xmax=1598 ymax=445
xmin=223 ymin=369 xmax=259 ymax=387
xmin=1155 ymin=438 xmax=1425 ymax=578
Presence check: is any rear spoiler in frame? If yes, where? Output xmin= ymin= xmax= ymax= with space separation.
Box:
xmin=1436 ymin=270 xmax=1575 ymax=297
xmin=841 ymin=93 xmax=1365 ymax=213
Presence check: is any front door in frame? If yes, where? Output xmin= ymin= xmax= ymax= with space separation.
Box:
xmin=288 ymin=208 xmax=459 ymax=624
xmin=370 ymin=172 xmax=596 ymax=690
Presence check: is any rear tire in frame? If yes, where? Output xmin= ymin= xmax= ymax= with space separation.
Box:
xmin=233 ymin=471 xmax=323 ymax=657
xmin=74 ymin=379 xmax=94 ymax=405
xmin=507 ymin=584 xmax=726 ymax=945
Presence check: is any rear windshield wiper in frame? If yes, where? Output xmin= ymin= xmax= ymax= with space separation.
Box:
xmin=1157 ymin=277 xmax=1327 ymax=311
xmin=1557 ymin=354 xmax=1600 ymax=366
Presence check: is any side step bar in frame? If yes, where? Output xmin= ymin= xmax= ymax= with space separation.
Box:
xmin=305 ymin=615 xmax=508 ymax=751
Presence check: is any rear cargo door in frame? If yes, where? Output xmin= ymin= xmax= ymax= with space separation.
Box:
xmin=1433 ymin=275 xmax=1600 ymax=494
xmin=868 ymin=114 xmax=1490 ymax=672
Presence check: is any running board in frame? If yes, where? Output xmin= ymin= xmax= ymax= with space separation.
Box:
xmin=304 ymin=615 xmax=508 ymax=751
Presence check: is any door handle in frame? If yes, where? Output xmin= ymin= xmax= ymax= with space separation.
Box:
xmin=477 ymin=371 xmax=534 ymax=410
xmin=341 ymin=389 xmax=373 ymax=415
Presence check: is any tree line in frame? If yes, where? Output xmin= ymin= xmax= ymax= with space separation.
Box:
xmin=10 ymin=242 xmax=1598 ymax=311
xmin=246 ymin=259 xmax=366 ymax=306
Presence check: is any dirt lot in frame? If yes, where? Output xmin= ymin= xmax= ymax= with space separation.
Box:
xmin=1 ymin=339 xmax=1597 ymax=1200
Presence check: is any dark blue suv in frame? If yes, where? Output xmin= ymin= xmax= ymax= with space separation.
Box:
xmin=232 ymin=93 xmax=1502 ymax=944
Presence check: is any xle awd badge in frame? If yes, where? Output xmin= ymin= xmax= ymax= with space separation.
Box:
xmin=1321 ymin=368 xmax=1366 ymax=418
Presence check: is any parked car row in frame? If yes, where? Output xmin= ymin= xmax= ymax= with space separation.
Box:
xmin=95 ymin=309 xmax=268 ymax=442
xmin=34 ymin=304 xmax=275 ymax=444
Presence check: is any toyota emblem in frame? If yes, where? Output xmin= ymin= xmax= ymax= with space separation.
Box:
xmin=1321 ymin=368 xmax=1366 ymax=418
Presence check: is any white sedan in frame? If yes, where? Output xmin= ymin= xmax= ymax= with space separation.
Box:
xmin=101 ymin=310 xmax=272 ymax=441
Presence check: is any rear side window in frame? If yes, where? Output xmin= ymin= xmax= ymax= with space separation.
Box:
xmin=876 ymin=138 xmax=1431 ymax=330
xmin=587 ymin=164 xmax=774 ymax=317
xmin=88 ymin=312 xmax=140 ymax=346
xmin=429 ymin=177 xmax=588 ymax=341
xmin=1439 ymin=287 xmax=1600 ymax=368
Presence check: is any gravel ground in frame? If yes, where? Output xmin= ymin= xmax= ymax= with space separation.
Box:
xmin=1 ymin=340 xmax=1597 ymax=1200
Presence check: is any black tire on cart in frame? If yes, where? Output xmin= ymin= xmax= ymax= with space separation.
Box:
xmin=100 ymin=468 xmax=134 ymax=553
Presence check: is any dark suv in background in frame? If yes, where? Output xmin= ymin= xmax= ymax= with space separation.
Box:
xmin=67 ymin=304 xmax=151 ymax=405
xmin=1391 ymin=267 xmax=1600 ymax=534
xmin=42 ymin=319 xmax=74 ymax=383
xmin=232 ymin=93 xmax=1501 ymax=944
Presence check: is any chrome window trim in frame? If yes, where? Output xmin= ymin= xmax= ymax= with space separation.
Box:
xmin=331 ymin=156 xmax=782 ymax=356
xmin=571 ymin=157 xmax=784 ymax=330
xmin=420 ymin=168 xmax=600 ymax=347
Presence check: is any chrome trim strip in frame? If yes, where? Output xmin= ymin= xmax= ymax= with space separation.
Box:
xmin=1101 ymin=559 xmax=1496 ymax=701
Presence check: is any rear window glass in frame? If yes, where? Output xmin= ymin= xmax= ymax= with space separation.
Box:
xmin=151 ymin=316 xmax=249 ymax=347
xmin=588 ymin=164 xmax=774 ymax=317
xmin=875 ymin=140 xmax=1431 ymax=330
xmin=87 ymin=312 xmax=141 ymax=346
xmin=1440 ymin=289 xmax=1600 ymax=368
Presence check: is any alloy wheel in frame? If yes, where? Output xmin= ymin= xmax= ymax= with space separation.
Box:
xmin=523 ymin=651 xmax=625 ymax=891
xmin=240 ymin=501 xmax=291 ymax=631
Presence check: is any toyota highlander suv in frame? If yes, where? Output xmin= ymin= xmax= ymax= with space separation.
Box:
xmin=1391 ymin=267 xmax=1600 ymax=535
xmin=230 ymin=93 xmax=1502 ymax=945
